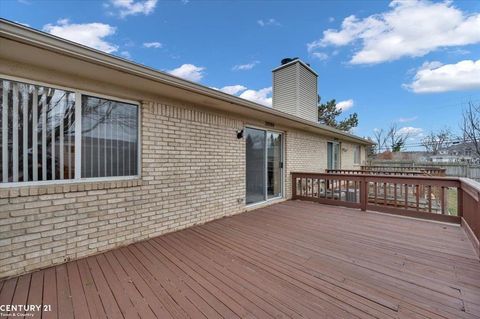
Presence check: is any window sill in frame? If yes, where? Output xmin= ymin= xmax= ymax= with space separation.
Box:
xmin=0 ymin=178 xmax=143 ymax=199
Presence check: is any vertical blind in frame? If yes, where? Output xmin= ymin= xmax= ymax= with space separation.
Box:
xmin=0 ymin=78 xmax=139 ymax=185
xmin=81 ymin=95 xmax=138 ymax=178
xmin=0 ymin=79 xmax=75 ymax=183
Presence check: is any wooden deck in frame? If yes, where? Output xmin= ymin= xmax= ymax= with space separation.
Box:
xmin=1 ymin=200 xmax=479 ymax=318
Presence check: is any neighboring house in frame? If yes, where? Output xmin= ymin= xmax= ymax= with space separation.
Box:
xmin=431 ymin=141 xmax=480 ymax=164
xmin=0 ymin=20 xmax=372 ymax=277
xmin=428 ymin=155 xmax=466 ymax=163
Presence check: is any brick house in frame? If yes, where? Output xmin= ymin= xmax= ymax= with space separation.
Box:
xmin=0 ymin=20 xmax=373 ymax=278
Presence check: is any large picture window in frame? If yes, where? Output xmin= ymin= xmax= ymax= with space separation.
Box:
xmin=0 ymin=77 xmax=139 ymax=185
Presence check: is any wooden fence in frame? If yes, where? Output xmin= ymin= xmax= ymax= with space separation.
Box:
xmin=366 ymin=160 xmax=480 ymax=181
xmin=291 ymin=172 xmax=480 ymax=255
xmin=360 ymin=165 xmax=446 ymax=176
xmin=327 ymin=169 xmax=426 ymax=176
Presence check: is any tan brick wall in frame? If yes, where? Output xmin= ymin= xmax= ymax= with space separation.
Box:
xmin=284 ymin=130 xmax=327 ymax=198
xmin=0 ymin=100 xmax=246 ymax=278
xmin=0 ymin=97 xmax=366 ymax=278
xmin=340 ymin=142 xmax=365 ymax=170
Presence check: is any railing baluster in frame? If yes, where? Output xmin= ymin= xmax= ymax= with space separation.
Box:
xmin=441 ymin=186 xmax=445 ymax=215
xmin=428 ymin=185 xmax=432 ymax=213
xmin=384 ymin=182 xmax=387 ymax=205
xmin=394 ymin=183 xmax=397 ymax=207
xmin=416 ymin=185 xmax=420 ymax=211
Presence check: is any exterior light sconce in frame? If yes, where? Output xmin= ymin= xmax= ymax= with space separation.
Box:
xmin=237 ymin=129 xmax=244 ymax=139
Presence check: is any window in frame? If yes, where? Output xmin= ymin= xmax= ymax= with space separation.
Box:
xmin=0 ymin=77 xmax=139 ymax=185
xmin=81 ymin=95 xmax=138 ymax=178
xmin=354 ymin=145 xmax=361 ymax=165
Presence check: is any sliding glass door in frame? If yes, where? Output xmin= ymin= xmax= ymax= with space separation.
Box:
xmin=327 ymin=141 xmax=340 ymax=169
xmin=246 ymin=127 xmax=283 ymax=205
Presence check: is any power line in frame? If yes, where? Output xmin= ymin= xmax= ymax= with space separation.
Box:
xmin=373 ymin=137 xmax=478 ymax=151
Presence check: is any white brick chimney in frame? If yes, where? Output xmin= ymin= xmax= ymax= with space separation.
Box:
xmin=272 ymin=58 xmax=318 ymax=123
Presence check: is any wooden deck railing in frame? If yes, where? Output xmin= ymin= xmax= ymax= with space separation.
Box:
xmin=291 ymin=172 xmax=480 ymax=254
xmin=361 ymin=165 xmax=446 ymax=176
xmin=326 ymin=169 xmax=426 ymax=176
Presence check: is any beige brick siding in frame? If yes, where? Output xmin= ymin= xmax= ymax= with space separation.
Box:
xmin=284 ymin=130 xmax=327 ymax=198
xmin=0 ymin=100 xmax=245 ymax=278
xmin=0 ymin=98 xmax=366 ymax=278
xmin=340 ymin=142 xmax=366 ymax=170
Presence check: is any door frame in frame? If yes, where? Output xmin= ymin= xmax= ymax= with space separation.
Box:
xmin=245 ymin=125 xmax=285 ymax=207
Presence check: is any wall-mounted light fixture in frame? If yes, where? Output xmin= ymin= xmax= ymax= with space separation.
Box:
xmin=237 ymin=129 xmax=244 ymax=139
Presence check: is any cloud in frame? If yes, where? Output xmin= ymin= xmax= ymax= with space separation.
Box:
xmin=398 ymin=126 xmax=423 ymax=136
xmin=212 ymin=84 xmax=272 ymax=107
xmin=239 ymin=87 xmax=272 ymax=107
xmin=312 ymin=52 xmax=328 ymax=61
xmin=232 ymin=61 xmax=259 ymax=71
xmin=168 ymin=64 xmax=205 ymax=82
xmin=404 ymin=59 xmax=480 ymax=93
xmin=308 ymin=0 xmax=480 ymax=64
xmin=143 ymin=41 xmax=162 ymax=48
xmin=215 ymin=85 xmax=248 ymax=95
xmin=109 ymin=0 xmax=157 ymax=18
xmin=257 ymin=18 xmax=280 ymax=27
xmin=120 ymin=51 xmax=131 ymax=59
xmin=336 ymin=99 xmax=354 ymax=111
xmin=398 ymin=116 xmax=418 ymax=123
xmin=43 ymin=19 xmax=118 ymax=53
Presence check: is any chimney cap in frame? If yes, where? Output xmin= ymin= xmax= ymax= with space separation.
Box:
xmin=281 ymin=57 xmax=299 ymax=65
xmin=272 ymin=58 xmax=318 ymax=76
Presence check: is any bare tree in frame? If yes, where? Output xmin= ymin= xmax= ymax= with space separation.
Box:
xmin=387 ymin=124 xmax=409 ymax=152
xmin=372 ymin=128 xmax=388 ymax=153
xmin=421 ymin=128 xmax=453 ymax=155
xmin=461 ymin=102 xmax=480 ymax=157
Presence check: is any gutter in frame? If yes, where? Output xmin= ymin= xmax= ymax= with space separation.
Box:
xmin=0 ymin=19 xmax=374 ymax=146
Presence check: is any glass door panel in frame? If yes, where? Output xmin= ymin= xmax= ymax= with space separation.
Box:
xmin=327 ymin=142 xmax=333 ymax=169
xmin=245 ymin=128 xmax=266 ymax=205
xmin=327 ymin=142 xmax=340 ymax=169
xmin=333 ymin=143 xmax=340 ymax=169
xmin=267 ymin=132 xmax=282 ymax=199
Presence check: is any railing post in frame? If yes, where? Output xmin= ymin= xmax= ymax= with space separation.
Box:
xmin=360 ymin=176 xmax=367 ymax=211
xmin=292 ymin=174 xmax=297 ymax=200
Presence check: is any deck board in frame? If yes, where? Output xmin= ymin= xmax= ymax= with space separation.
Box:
xmin=1 ymin=201 xmax=479 ymax=319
